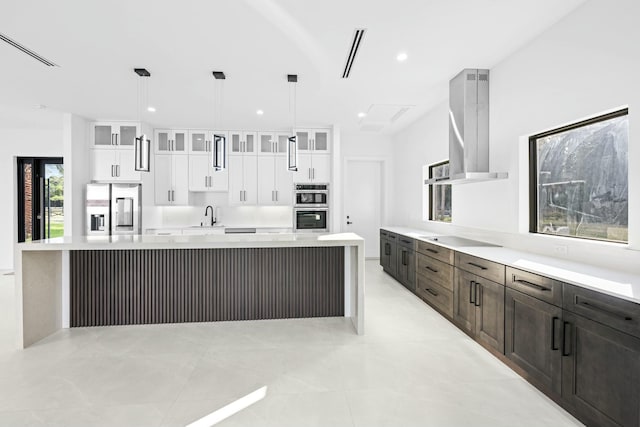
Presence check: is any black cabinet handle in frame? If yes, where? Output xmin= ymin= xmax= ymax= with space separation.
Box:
xmin=514 ymin=276 xmax=550 ymax=292
xmin=385 ymin=243 xmax=391 ymax=256
xmin=389 ymin=235 xmax=396 ymax=239
xmin=400 ymin=239 xmax=411 ymax=244
xmin=425 ymin=288 xmax=438 ymax=297
xmin=426 ymin=248 xmax=438 ymax=254
xmin=577 ymin=298 xmax=633 ymax=321
xmin=469 ymin=281 xmax=475 ymax=304
xmin=402 ymin=251 xmax=406 ymax=266
xmin=562 ymin=321 xmax=572 ymax=356
xmin=551 ymin=316 xmax=559 ymax=351
xmin=467 ymin=262 xmax=487 ymax=271
xmin=474 ymin=282 xmax=481 ymax=307
xmin=425 ymin=266 xmax=438 ymax=273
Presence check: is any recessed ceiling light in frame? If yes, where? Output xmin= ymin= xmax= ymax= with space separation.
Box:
xmin=396 ymin=52 xmax=408 ymax=62
xmin=357 ymin=112 xmax=366 ymax=118
xmin=256 ymin=110 xmax=264 ymax=115
xmin=147 ymin=106 xmax=156 ymax=112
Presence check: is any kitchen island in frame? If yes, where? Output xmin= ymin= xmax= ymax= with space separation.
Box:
xmin=14 ymin=232 xmax=365 ymax=348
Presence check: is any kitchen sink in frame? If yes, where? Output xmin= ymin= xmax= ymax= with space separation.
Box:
xmin=418 ymin=235 xmax=500 ymax=248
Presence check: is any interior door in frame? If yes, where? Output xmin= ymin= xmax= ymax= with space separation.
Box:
xmin=17 ymin=157 xmax=64 ymax=242
xmin=344 ymin=159 xmax=382 ymax=257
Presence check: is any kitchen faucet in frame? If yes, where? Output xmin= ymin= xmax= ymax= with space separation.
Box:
xmin=204 ymin=205 xmax=217 ymax=226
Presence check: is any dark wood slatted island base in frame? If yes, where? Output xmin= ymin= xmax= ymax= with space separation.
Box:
xmin=70 ymin=247 xmax=345 ymax=327
xmin=15 ymin=232 xmax=365 ymax=348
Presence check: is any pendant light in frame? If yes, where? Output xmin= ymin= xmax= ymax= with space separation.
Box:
xmin=134 ymin=68 xmax=151 ymax=172
xmin=212 ymin=71 xmax=227 ymax=171
xmin=287 ymin=74 xmax=298 ymax=171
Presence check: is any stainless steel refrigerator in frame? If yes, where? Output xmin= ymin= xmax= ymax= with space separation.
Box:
xmin=86 ymin=183 xmax=141 ymax=235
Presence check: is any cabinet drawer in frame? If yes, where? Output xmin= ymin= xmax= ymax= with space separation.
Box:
xmin=506 ymin=267 xmax=563 ymax=307
xmin=397 ymin=236 xmax=415 ymax=250
xmin=564 ymin=284 xmax=640 ymax=339
xmin=416 ymin=240 xmax=454 ymax=264
xmin=416 ymin=276 xmax=453 ymax=318
xmin=416 ymin=253 xmax=454 ymax=291
xmin=455 ymin=252 xmax=505 ymax=284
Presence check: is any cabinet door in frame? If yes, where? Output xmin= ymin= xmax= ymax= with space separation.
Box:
xmin=115 ymin=150 xmax=141 ymax=182
xmin=505 ymin=289 xmax=562 ymax=394
xmin=453 ymin=268 xmax=476 ymax=335
xmin=189 ymin=131 xmax=209 ymax=154
xmin=229 ymin=132 xmax=243 ymax=154
xmin=293 ymin=153 xmax=313 ymax=183
xmin=209 ymin=161 xmax=228 ymax=192
xmin=228 ymin=155 xmax=244 ymax=205
xmin=258 ymin=133 xmax=275 ymax=156
xmin=386 ymin=241 xmax=398 ymax=277
xmin=171 ymin=155 xmax=189 ymax=205
xmin=562 ymin=311 xmax=640 ymax=427
xmin=154 ymin=155 xmax=173 ymax=205
xmin=312 ymin=130 xmax=330 ymax=152
xmin=380 ymin=239 xmax=387 ymax=269
xmin=275 ymin=133 xmax=289 ymax=155
xmin=155 ymin=130 xmax=172 ymax=153
xmin=91 ymin=149 xmax=117 ymax=181
xmin=406 ymin=250 xmax=416 ymax=292
xmin=189 ymin=155 xmax=210 ymax=192
xmin=243 ymin=154 xmax=258 ymax=204
xmin=475 ymin=277 xmax=505 ymax=354
xmin=396 ymin=249 xmax=407 ymax=285
xmin=311 ymin=154 xmax=331 ymax=183
xmin=173 ymin=130 xmax=188 ymax=154
xmin=257 ymin=156 xmax=276 ymax=205
xmin=296 ymin=130 xmax=311 ymax=151
xmin=116 ymin=124 xmax=138 ymax=147
xmin=93 ymin=123 xmax=115 ymax=147
xmin=274 ymin=156 xmax=293 ymax=205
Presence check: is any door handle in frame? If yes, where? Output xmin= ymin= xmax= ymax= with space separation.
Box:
xmin=116 ymin=165 xmax=120 ymax=177
xmin=469 ymin=280 xmax=475 ymax=304
xmin=514 ymin=277 xmax=550 ymax=292
xmin=468 ymin=262 xmax=488 ymax=271
xmin=205 ymin=176 xmax=208 ymax=187
xmin=168 ymin=190 xmax=171 ymax=202
xmin=172 ymin=190 xmax=175 ymax=201
xmin=425 ymin=266 xmax=438 ymax=273
xmin=114 ymin=134 xmax=118 ymax=145
xmin=275 ymin=190 xmax=278 ymax=202
xmin=474 ymin=282 xmax=481 ymax=307
xmin=111 ymin=165 xmax=114 ymax=177
xmin=425 ymin=288 xmax=438 ymax=297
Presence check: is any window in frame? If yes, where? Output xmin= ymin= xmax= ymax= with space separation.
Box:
xmin=429 ymin=161 xmax=452 ymax=222
xmin=529 ymin=109 xmax=628 ymax=243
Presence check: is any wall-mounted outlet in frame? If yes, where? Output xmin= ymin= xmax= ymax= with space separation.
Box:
xmin=553 ymin=245 xmax=568 ymax=255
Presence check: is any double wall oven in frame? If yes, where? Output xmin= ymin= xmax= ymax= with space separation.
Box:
xmin=293 ymin=183 xmax=329 ymax=232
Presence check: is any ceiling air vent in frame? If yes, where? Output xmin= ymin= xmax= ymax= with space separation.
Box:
xmin=0 ymin=32 xmax=58 ymax=67
xmin=341 ymin=28 xmax=366 ymax=78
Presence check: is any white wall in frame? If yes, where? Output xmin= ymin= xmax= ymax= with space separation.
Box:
xmin=391 ymin=0 xmax=640 ymax=273
xmin=2 ymin=129 xmax=63 ymax=270
xmin=62 ymin=114 xmax=90 ymax=238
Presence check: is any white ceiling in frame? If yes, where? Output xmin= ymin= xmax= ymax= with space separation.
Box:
xmin=0 ymin=0 xmax=586 ymax=133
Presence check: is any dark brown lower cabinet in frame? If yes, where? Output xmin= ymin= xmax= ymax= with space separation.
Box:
xmin=453 ymin=268 xmax=505 ymax=354
xmin=505 ymin=288 xmax=563 ymax=394
xmin=396 ymin=246 xmax=416 ymax=292
xmin=561 ymin=311 xmax=640 ymax=427
xmin=380 ymin=238 xmax=397 ymax=277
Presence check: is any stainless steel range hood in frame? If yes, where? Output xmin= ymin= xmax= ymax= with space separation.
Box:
xmin=424 ymin=69 xmax=507 ymax=185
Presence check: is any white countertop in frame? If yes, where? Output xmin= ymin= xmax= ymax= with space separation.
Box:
xmin=382 ymin=226 xmax=640 ymax=305
xmin=17 ymin=232 xmax=364 ymax=251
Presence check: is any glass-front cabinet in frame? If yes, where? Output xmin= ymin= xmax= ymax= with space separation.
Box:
xmin=258 ymin=132 xmax=289 ymax=155
xmin=229 ymin=131 xmax=257 ymax=154
xmin=92 ymin=122 xmax=140 ymax=148
xmin=155 ymin=129 xmax=188 ymax=154
xmin=295 ymin=129 xmax=330 ymax=153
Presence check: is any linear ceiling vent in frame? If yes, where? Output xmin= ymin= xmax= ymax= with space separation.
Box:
xmin=341 ymin=28 xmax=366 ymax=78
xmin=0 ymin=33 xmax=58 ymax=67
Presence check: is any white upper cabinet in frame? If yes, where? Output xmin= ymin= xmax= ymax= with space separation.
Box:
xmin=258 ymin=132 xmax=290 ymax=156
xmin=155 ymin=129 xmax=188 ymax=154
xmin=154 ymin=154 xmax=189 ymax=205
xmin=188 ymin=130 xmax=209 ymax=154
xmin=229 ymin=131 xmax=257 ymax=155
xmin=229 ymin=154 xmax=257 ymax=205
xmin=295 ymin=129 xmax=330 ymax=153
xmin=92 ymin=122 xmax=140 ymax=148
xmin=293 ymin=153 xmax=330 ymax=184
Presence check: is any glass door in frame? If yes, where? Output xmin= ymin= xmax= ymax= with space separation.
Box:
xmin=17 ymin=157 xmax=64 ymax=242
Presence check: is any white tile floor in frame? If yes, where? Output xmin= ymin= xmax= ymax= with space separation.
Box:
xmin=0 ymin=262 xmax=583 ymax=426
